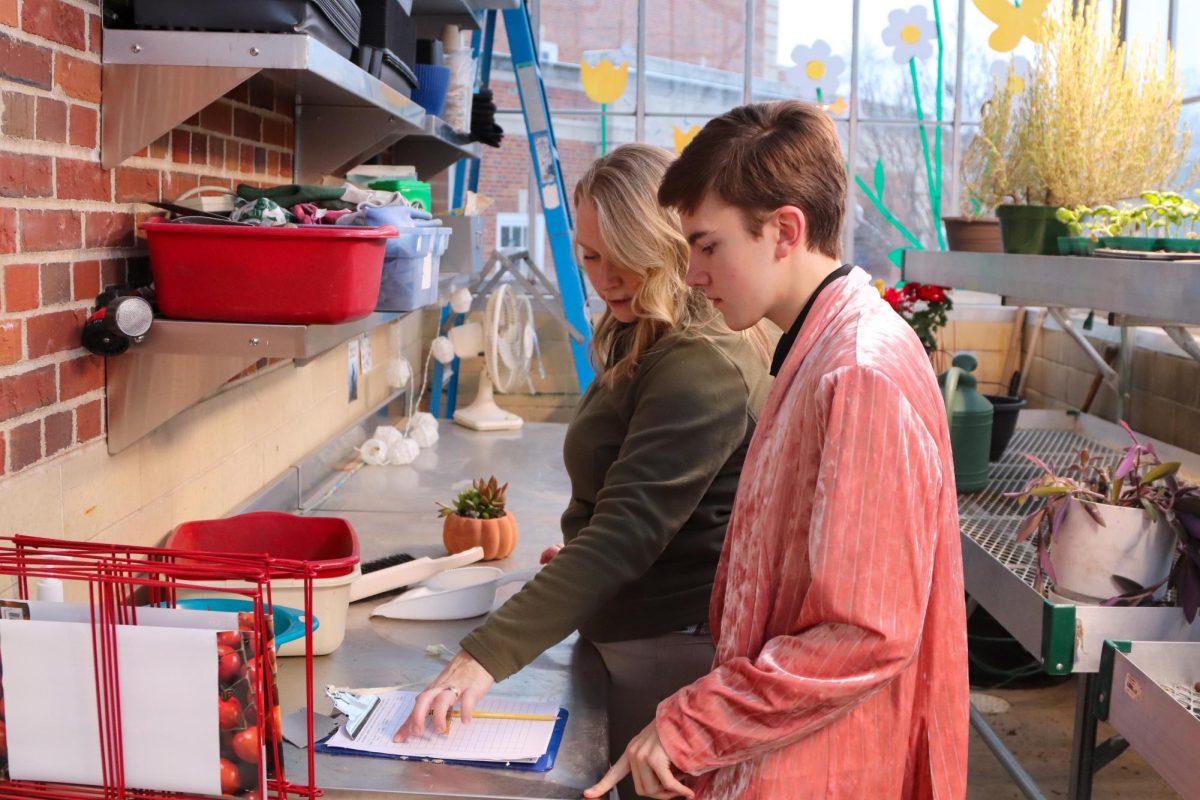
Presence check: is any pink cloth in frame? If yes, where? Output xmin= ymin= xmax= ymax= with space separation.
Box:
xmin=656 ymin=267 xmax=969 ymax=799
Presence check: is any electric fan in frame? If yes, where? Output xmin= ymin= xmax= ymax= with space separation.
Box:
xmin=446 ymin=283 xmax=537 ymax=431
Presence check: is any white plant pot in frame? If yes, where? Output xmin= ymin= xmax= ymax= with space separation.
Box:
xmin=1048 ymin=500 xmax=1175 ymax=604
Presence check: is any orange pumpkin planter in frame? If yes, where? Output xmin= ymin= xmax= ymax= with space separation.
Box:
xmin=442 ymin=512 xmax=519 ymax=561
xmin=437 ymin=476 xmax=518 ymax=561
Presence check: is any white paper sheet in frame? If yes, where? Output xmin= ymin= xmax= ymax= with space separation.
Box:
xmin=324 ymin=691 xmax=558 ymax=763
xmin=0 ymin=618 xmax=223 ymax=795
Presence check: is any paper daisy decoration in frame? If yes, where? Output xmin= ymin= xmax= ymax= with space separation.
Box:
xmin=882 ymin=6 xmax=937 ymax=64
xmin=787 ymin=40 xmax=844 ymax=102
xmin=989 ymin=55 xmax=1031 ymax=93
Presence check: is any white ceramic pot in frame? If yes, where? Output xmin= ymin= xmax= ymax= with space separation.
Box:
xmin=1048 ymin=499 xmax=1175 ymax=603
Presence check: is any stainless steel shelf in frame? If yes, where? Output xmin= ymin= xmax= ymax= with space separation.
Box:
xmin=1103 ymin=641 xmax=1200 ymax=799
xmin=902 ymin=251 xmax=1200 ymax=326
xmin=128 ymin=312 xmax=402 ymax=359
xmin=101 ymin=29 xmax=478 ymax=180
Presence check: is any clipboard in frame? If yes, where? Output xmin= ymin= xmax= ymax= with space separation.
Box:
xmin=315 ymin=709 xmax=569 ymax=773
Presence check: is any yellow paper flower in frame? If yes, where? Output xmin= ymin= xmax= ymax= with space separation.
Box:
xmin=823 ymin=97 xmax=848 ymax=117
xmin=580 ymin=59 xmax=629 ymax=105
xmin=973 ymin=0 xmax=1048 ymax=52
xmin=673 ymin=125 xmax=701 ymax=155
xmin=873 ymin=278 xmax=887 ymax=298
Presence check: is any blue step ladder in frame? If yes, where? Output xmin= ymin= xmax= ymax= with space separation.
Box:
xmin=431 ymin=2 xmax=596 ymax=419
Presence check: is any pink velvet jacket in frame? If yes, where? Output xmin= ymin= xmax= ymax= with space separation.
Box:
xmin=656 ymin=268 xmax=969 ymax=799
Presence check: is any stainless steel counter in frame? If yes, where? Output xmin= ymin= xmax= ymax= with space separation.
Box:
xmin=276 ymin=422 xmax=609 ymax=799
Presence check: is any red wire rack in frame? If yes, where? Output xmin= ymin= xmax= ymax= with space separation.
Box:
xmin=0 ymin=534 xmax=329 ymax=800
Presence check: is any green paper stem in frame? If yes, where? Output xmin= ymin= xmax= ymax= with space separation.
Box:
xmin=601 ymin=102 xmax=607 ymax=156
xmin=909 ymin=58 xmax=944 ymax=250
xmin=816 ymin=87 xmax=824 ymax=105
xmin=855 ymin=175 xmax=925 ymax=250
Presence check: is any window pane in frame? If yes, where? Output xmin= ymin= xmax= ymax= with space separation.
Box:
xmin=857 ymin=0 xmax=959 ymax=121
xmin=1125 ymin=0 xmax=1169 ymax=44
xmin=960 ymin=0 xmax=1039 ymax=123
xmin=1179 ymin=4 xmax=1200 ymax=95
xmin=755 ymin=1 xmax=850 ymax=113
xmin=851 ymin=122 xmax=953 ymax=281
xmin=645 ymin=0 xmax=747 ymax=115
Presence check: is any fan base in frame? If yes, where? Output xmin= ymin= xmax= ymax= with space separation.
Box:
xmin=453 ymin=401 xmax=524 ymax=431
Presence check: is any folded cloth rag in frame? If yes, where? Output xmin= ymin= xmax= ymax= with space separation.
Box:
xmin=230 ymin=197 xmax=293 ymax=227
xmin=237 ymin=183 xmax=353 ymax=210
xmin=291 ymin=203 xmax=355 ymax=225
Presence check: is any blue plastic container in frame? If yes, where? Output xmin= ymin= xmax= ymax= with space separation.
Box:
xmin=158 ymin=597 xmax=319 ymax=648
xmin=376 ymin=226 xmax=452 ymax=311
xmin=413 ymin=63 xmax=451 ymax=117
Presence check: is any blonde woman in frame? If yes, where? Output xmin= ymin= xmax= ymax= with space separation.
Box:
xmin=396 ymin=144 xmax=771 ymax=792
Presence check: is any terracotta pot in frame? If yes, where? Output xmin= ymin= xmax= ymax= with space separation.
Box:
xmin=943 ymin=216 xmax=1003 ymax=253
xmin=442 ymin=512 xmax=518 ymax=561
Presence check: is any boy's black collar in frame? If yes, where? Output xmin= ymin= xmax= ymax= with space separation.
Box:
xmin=770 ymin=264 xmax=854 ymax=376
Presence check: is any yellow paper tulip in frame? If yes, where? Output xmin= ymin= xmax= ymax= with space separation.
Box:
xmin=580 ymin=59 xmax=630 ymax=105
xmin=973 ymin=0 xmax=1049 ymax=52
xmin=673 ymin=125 xmax=701 ymax=155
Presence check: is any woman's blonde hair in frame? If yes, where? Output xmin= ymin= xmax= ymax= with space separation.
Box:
xmin=575 ymin=144 xmax=766 ymax=384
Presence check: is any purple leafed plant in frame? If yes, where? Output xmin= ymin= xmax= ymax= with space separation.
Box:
xmin=1006 ymin=421 xmax=1200 ymax=622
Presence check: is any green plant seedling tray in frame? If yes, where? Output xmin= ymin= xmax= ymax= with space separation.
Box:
xmin=1057 ymin=236 xmax=1099 ymax=256
xmin=1099 ymin=236 xmax=1200 ymax=253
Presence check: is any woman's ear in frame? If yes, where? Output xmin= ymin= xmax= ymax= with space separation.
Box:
xmin=773 ymin=206 xmax=807 ymax=259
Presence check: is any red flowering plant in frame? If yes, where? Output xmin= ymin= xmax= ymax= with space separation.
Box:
xmin=873 ymin=279 xmax=953 ymax=353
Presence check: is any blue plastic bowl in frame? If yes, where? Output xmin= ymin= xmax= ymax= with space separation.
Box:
xmin=163 ymin=598 xmax=318 ymax=647
xmin=413 ymin=64 xmax=452 ymax=117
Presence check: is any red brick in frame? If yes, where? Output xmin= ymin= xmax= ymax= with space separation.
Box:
xmin=171 ymin=130 xmax=190 ymax=164
xmin=184 ymin=112 xmax=200 ymax=126
xmin=115 ymin=167 xmax=159 ymax=203
xmin=39 ymin=262 xmax=70 ymax=305
xmin=56 ymin=157 xmax=109 ymax=201
xmin=262 ymin=118 xmax=288 ymax=148
xmin=44 ymin=409 xmax=72 ymax=457
xmin=23 ymin=0 xmax=86 ymax=51
xmin=35 ymin=95 xmax=66 ymax=142
xmin=200 ymin=102 xmax=233 ymax=135
xmin=267 ymin=150 xmax=280 ymax=177
xmin=240 ymin=143 xmax=254 ymax=173
xmin=76 ymin=398 xmax=101 ymax=442
xmin=233 ymin=109 xmax=261 ymax=141
xmin=189 ymin=132 xmax=208 ymax=165
xmin=248 ymin=78 xmax=274 ymax=111
xmin=208 ymin=138 xmax=225 ymax=169
xmin=72 ymin=260 xmax=101 ymax=302
xmin=148 ymin=132 xmax=169 ymax=159
xmin=0 ymin=32 xmax=52 ymax=89
xmin=253 ymin=147 xmax=266 ymax=173
xmin=0 ymin=365 xmax=56 ymax=422
xmin=162 ymin=171 xmax=200 ymax=199
xmin=99 ymin=257 xmax=125 ymax=289
xmin=19 ymin=209 xmax=82 ymax=252
xmin=0 ymin=429 xmax=5 ymax=476
xmin=0 ymin=208 xmax=15 ymax=254
xmin=54 ymin=52 xmax=101 ymax=103
xmin=0 ymin=0 xmax=16 ymax=26
xmin=9 ymin=420 xmax=41 ymax=472
xmin=27 ymin=309 xmax=84 ymax=358
xmin=0 ymin=319 xmax=20 ymax=365
xmin=88 ymin=13 xmax=101 ymax=55
xmin=58 ymin=354 xmax=102 ymax=400
xmin=1 ymin=91 xmax=35 ymax=138
xmin=5 ymin=264 xmax=38 ymax=312
xmin=83 ymin=211 xmax=134 ymax=248
xmin=68 ymin=103 xmax=97 ymax=148
xmin=0 ymin=152 xmax=52 ymax=198
xmin=223 ymin=140 xmax=239 ymax=172
xmin=227 ymin=82 xmax=250 ymax=104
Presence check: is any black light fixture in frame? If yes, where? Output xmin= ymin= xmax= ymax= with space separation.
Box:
xmin=81 ymin=287 xmax=155 ymax=357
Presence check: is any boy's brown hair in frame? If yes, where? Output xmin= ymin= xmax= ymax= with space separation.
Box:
xmin=658 ymin=101 xmax=847 ymax=260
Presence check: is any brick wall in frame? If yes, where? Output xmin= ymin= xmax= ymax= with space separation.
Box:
xmin=0 ymin=0 xmax=292 ymax=478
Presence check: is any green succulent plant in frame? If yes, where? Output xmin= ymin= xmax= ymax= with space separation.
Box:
xmin=437 ymin=476 xmax=509 ymax=519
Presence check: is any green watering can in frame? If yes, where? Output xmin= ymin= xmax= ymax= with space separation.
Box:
xmin=938 ymin=353 xmax=993 ymax=493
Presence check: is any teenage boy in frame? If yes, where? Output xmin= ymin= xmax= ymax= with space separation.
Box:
xmin=586 ymin=101 xmax=968 ymax=799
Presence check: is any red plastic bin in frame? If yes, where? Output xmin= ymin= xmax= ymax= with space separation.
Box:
xmin=142 ymin=221 xmax=397 ymax=324
xmin=166 ymin=511 xmax=359 ymax=576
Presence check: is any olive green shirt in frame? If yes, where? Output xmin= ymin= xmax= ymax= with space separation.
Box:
xmin=460 ymin=330 xmax=770 ymax=682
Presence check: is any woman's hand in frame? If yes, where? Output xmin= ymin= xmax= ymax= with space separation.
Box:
xmin=393 ymin=651 xmax=495 ymax=740
xmin=539 ymin=544 xmax=564 ymax=564
xmin=584 ymin=720 xmax=694 ymax=799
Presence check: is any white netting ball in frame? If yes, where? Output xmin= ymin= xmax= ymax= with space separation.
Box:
xmin=359 ymin=438 xmax=388 ymax=466
xmin=449 ymin=287 xmax=473 ymax=314
xmin=386 ymin=436 xmax=420 ymax=465
xmin=386 ymin=356 xmax=412 ymax=389
xmin=431 ymin=336 xmax=456 ymax=365
xmin=373 ymin=425 xmax=404 ymax=446
xmin=408 ymin=411 xmax=440 ymax=448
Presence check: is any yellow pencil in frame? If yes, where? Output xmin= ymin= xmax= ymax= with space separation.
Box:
xmin=448 ymin=710 xmax=557 ymax=722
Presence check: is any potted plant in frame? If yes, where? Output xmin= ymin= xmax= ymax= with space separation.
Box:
xmin=875 ymin=279 xmax=953 ymax=356
xmin=1008 ymin=422 xmax=1200 ymax=621
xmin=1056 ymin=191 xmax=1200 ymax=255
xmin=437 ymin=476 xmax=518 ymax=561
xmin=967 ymin=0 xmax=1190 ymax=255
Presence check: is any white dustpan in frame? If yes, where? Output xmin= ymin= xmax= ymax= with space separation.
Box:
xmin=370 ymin=566 xmax=539 ymax=620
xmin=349 ymin=547 xmax=485 ymax=603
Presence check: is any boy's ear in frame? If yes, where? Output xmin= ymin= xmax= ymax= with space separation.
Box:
xmin=773 ymin=206 xmax=807 ymax=259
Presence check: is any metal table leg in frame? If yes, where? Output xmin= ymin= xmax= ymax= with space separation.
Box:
xmin=971 ymin=704 xmax=1049 ymax=800
xmin=1069 ymin=674 xmax=1101 ymax=800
